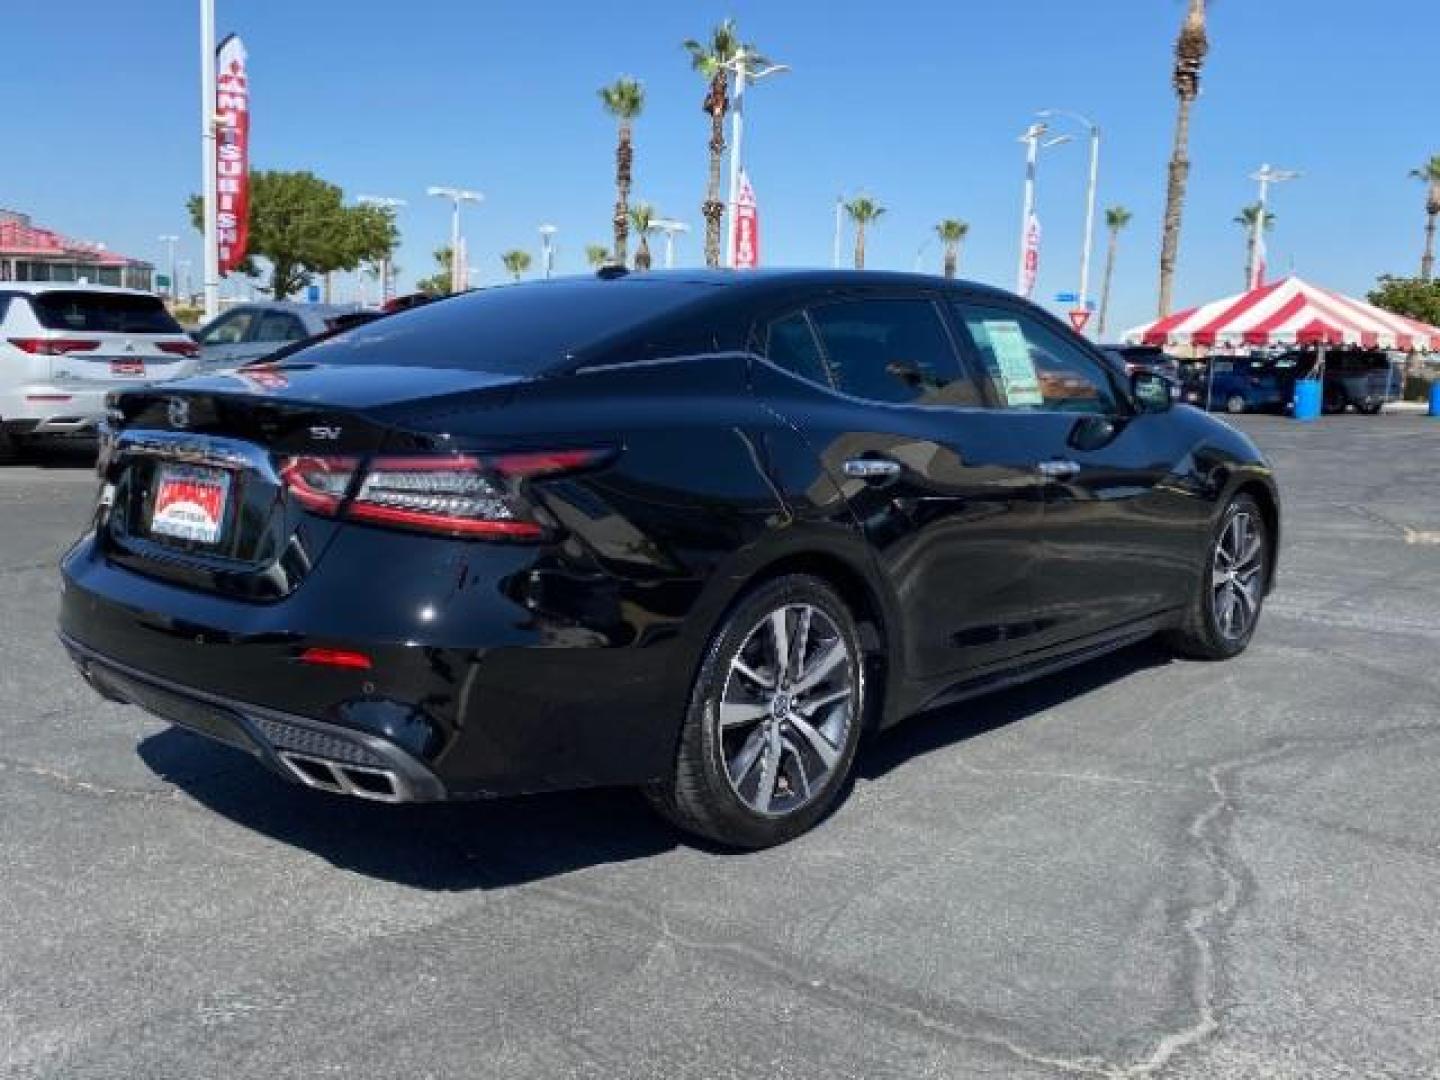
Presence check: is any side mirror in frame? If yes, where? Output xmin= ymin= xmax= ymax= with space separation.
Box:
xmin=1131 ymin=371 xmax=1174 ymax=413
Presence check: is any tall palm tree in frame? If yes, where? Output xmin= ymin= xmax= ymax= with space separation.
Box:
xmin=845 ymin=197 xmax=885 ymax=269
xmin=684 ymin=19 xmax=768 ymax=268
xmin=1233 ymin=203 xmax=1276 ymax=288
xmin=934 ymin=219 xmax=969 ymax=279
xmin=1157 ymin=0 xmax=1210 ymax=316
xmin=628 ymin=203 xmax=656 ymax=270
xmin=598 ymin=77 xmax=645 ymax=267
xmin=1097 ymin=206 xmax=1132 ymax=336
xmin=1410 ymin=155 xmax=1440 ymax=281
xmin=500 ymin=249 xmax=532 ymax=282
xmin=585 ymin=243 xmax=612 ymax=269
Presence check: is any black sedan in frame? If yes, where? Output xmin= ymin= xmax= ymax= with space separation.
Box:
xmin=59 ymin=270 xmax=1279 ymax=848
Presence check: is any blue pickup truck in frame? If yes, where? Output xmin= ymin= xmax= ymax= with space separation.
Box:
xmin=1182 ymin=350 xmax=1401 ymax=414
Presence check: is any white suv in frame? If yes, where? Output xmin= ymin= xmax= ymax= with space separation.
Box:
xmin=0 ymin=284 xmax=199 ymax=460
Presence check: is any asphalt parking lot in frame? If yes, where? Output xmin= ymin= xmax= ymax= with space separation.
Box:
xmin=2 ymin=415 xmax=1438 ymax=1079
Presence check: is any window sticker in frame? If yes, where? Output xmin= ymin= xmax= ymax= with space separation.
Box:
xmin=982 ymin=320 xmax=1043 ymax=406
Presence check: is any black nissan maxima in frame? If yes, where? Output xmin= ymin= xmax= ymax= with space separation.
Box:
xmin=59 ymin=270 xmax=1278 ymax=848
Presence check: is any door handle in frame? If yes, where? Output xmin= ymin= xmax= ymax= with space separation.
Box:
xmin=1036 ymin=459 xmax=1082 ymax=479
xmin=843 ymin=458 xmax=902 ymax=480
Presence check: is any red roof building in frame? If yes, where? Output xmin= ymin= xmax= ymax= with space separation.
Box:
xmin=0 ymin=209 xmax=154 ymax=291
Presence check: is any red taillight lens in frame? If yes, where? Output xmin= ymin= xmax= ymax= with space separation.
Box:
xmin=8 ymin=338 xmax=102 ymax=356
xmin=299 ymin=647 xmax=373 ymax=670
xmin=279 ymin=449 xmax=609 ymax=540
xmin=156 ymin=340 xmax=201 ymax=357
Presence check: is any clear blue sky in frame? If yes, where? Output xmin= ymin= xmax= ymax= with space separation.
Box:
xmin=1 ymin=1 xmax=1432 ymax=333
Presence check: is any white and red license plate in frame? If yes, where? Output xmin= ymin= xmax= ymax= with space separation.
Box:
xmin=150 ymin=464 xmax=231 ymax=545
xmin=109 ymin=358 xmax=147 ymax=377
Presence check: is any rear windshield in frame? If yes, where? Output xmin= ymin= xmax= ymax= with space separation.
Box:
xmin=29 ymin=291 xmax=182 ymax=334
xmin=294 ymin=278 xmax=719 ymax=374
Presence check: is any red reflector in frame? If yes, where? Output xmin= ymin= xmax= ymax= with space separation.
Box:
xmin=156 ymin=340 xmax=201 ymax=357
xmin=299 ymin=648 xmax=373 ymax=670
xmin=8 ymin=338 xmax=102 ymax=356
xmin=25 ymin=394 xmax=73 ymax=402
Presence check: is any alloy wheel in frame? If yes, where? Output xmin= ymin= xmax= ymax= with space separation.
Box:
xmin=716 ymin=603 xmax=857 ymax=817
xmin=1211 ymin=510 xmax=1265 ymax=640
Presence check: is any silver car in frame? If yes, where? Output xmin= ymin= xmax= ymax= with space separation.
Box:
xmin=0 ymin=284 xmax=198 ymax=460
xmin=191 ymin=302 xmax=359 ymax=374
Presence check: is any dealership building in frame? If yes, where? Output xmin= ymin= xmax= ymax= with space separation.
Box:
xmin=0 ymin=209 xmax=154 ymax=291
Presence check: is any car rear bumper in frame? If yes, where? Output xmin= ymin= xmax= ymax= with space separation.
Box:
xmin=0 ymin=386 xmax=108 ymax=433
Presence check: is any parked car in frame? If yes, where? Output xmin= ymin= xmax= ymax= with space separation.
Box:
xmin=1182 ymin=354 xmax=1298 ymax=414
xmin=60 ymin=270 xmax=1279 ymax=848
xmin=1284 ymin=349 xmax=1400 ymax=414
xmin=1100 ymin=344 xmax=1182 ymax=383
xmin=0 ymin=284 xmax=198 ymax=461
xmin=190 ymin=302 xmax=359 ymax=375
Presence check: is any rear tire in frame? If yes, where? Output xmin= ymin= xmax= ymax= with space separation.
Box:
xmin=646 ymin=574 xmax=866 ymax=849
xmin=1163 ymin=494 xmax=1269 ymax=660
xmin=0 ymin=427 xmax=19 ymax=465
xmin=1322 ymin=386 xmax=1348 ymax=414
xmin=1225 ymin=394 xmax=1247 ymax=414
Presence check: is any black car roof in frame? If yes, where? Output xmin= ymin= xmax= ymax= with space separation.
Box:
xmin=561 ymin=267 xmax=1017 ymax=301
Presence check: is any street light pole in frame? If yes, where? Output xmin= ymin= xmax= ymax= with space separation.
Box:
xmin=1039 ymin=109 xmax=1101 ymax=332
xmin=199 ymin=0 xmax=219 ymax=319
xmin=426 ymin=185 xmax=483 ymax=294
xmin=158 ymin=235 xmax=179 ymax=300
xmin=722 ymin=49 xmax=789 ymax=269
xmin=539 ymin=224 xmax=558 ymax=279
xmin=1015 ymin=123 xmax=1071 ymax=299
xmin=1248 ymin=164 xmax=1300 ymax=290
xmin=356 ymin=195 xmax=406 ymax=303
xmin=652 ymin=219 xmax=690 ymax=269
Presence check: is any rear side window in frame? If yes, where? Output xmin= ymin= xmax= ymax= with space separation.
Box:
xmin=809 ymin=298 xmax=979 ymax=408
xmin=197 ymin=309 xmax=255 ymax=345
xmin=765 ymin=312 xmax=833 ymax=388
xmin=254 ymin=311 xmax=307 ymax=343
xmin=28 ymin=291 xmax=181 ymax=334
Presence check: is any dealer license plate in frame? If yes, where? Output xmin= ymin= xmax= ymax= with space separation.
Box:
xmin=149 ymin=464 xmax=231 ymax=546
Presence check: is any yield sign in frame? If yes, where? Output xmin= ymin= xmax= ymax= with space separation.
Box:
xmin=1068 ymin=308 xmax=1092 ymax=333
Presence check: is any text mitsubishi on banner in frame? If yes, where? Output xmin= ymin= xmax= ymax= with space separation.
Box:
xmin=215 ymin=34 xmax=250 ymax=274
xmin=732 ymin=170 xmax=760 ymax=269
xmin=1019 ymin=213 xmax=1041 ymax=298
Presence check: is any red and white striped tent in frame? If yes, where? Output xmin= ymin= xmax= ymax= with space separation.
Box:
xmin=1124 ymin=276 xmax=1440 ymax=351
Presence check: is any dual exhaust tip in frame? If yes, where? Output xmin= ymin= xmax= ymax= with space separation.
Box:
xmin=276 ymin=750 xmax=405 ymax=803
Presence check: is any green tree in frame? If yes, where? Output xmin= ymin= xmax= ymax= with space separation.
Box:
xmin=1409 ymin=156 xmax=1440 ymax=281
xmin=628 ymin=203 xmax=656 ymax=270
xmin=1097 ymin=206 xmax=1133 ymax=336
xmin=1368 ymin=275 xmax=1440 ymax=327
xmin=599 ymin=77 xmax=645 ymax=267
xmin=934 ymin=219 xmax=969 ymax=279
xmin=415 ymin=247 xmax=454 ymax=297
xmin=585 ymin=243 xmax=612 ymax=269
xmin=1233 ymin=202 xmax=1275 ymax=288
xmin=684 ymin=19 xmax=770 ymax=268
xmin=500 ymin=249 xmax=533 ymax=281
xmin=187 ymin=170 xmax=397 ymax=299
xmin=1157 ymin=0 xmax=1210 ymax=316
xmin=845 ymin=196 xmax=885 ymax=269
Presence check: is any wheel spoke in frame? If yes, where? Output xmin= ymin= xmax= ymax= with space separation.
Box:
xmin=795 ymin=685 xmax=850 ymax=714
xmin=792 ymin=640 xmax=847 ymax=695
xmin=719 ymin=699 xmax=769 ymax=729
xmin=782 ymin=736 xmax=812 ymax=801
xmin=768 ymin=610 xmax=791 ymax=684
xmin=730 ymin=656 xmax=775 ymax=691
xmin=789 ymin=713 xmax=840 ymax=770
xmin=753 ymin=729 xmax=783 ymax=814
xmin=728 ymin=726 xmax=768 ymax=786
xmin=1233 ymin=579 xmax=1258 ymax=621
xmin=787 ymin=606 xmax=813 ymax=686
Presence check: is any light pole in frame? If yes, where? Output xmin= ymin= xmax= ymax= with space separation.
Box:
xmin=1038 ymin=108 xmax=1100 ymax=332
xmin=157 ymin=235 xmax=179 ymax=300
xmin=426 ymin=185 xmax=483 ymax=293
xmin=651 ymin=219 xmax=690 ymax=269
xmin=199 ymin=0 xmax=219 ymax=319
xmin=176 ymin=259 xmax=193 ymax=303
xmin=721 ymin=49 xmax=789 ymax=269
xmin=1248 ymin=164 xmax=1300 ymax=290
xmin=539 ymin=224 xmax=558 ymax=279
xmin=913 ymin=238 xmax=933 ymax=274
xmin=1016 ymin=122 xmax=1071 ymax=298
xmin=357 ymin=194 xmax=407 ymax=303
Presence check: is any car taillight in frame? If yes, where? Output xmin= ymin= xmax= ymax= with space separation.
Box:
xmin=156 ymin=340 xmax=201 ymax=357
xmin=7 ymin=338 xmax=102 ymax=356
xmin=279 ymin=450 xmax=609 ymax=540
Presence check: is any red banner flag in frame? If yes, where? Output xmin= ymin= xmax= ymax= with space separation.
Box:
xmin=215 ymin=34 xmax=250 ymax=274
xmin=1019 ymin=213 xmax=1041 ymax=298
xmin=732 ymin=171 xmax=760 ymax=270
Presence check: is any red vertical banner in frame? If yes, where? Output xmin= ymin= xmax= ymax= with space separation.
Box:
xmin=215 ymin=34 xmax=250 ymax=274
xmin=1020 ymin=213 xmax=1041 ymax=298
xmin=732 ymin=170 xmax=760 ymax=270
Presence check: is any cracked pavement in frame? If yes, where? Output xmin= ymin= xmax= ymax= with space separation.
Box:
xmin=2 ymin=416 xmax=1438 ymax=1079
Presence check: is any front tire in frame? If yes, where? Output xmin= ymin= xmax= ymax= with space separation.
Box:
xmin=647 ymin=574 xmax=866 ymax=849
xmin=1164 ymin=494 xmax=1269 ymax=660
xmin=1225 ymin=394 xmax=1247 ymax=415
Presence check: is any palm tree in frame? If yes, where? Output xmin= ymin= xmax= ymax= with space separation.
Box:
xmin=1233 ymin=203 xmax=1276 ymax=288
xmin=934 ymin=219 xmax=969 ymax=279
xmin=1097 ymin=206 xmax=1132 ymax=336
xmin=845 ymin=197 xmax=885 ymax=269
xmin=585 ymin=243 xmax=612 ymax=269
xmin=684 ymin=19 xmax=769 ymax=268
xmin=629 ymin=203 xmax=656 ymax=270
xmin=1157 ymin=0 xmax=1210 ymax=316
xmin=500 ymin=249 xmax=532 ymax=282
xmin=598 ymin=77 xmax=645 ymax=267
xmin=1410 ymin=156 xmax=1440 ymax=281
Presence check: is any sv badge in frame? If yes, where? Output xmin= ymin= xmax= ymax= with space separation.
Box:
xmin=309 ymin=425 xmax=342 ymax=441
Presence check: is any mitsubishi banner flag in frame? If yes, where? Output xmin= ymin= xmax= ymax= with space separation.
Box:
xmin=215 ymin=34 xmax=250 ymax=274
xmin=1019 ymin=213 xmax=1041 ymax=298
xmin=732 ymin=170 xmax=760 ymax=269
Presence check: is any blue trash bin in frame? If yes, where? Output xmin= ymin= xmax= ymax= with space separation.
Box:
xmin=1293 ymin=379 xmax=1322 ymax=421
xmin=1430 ymin=380 xmax=1440 ymax=417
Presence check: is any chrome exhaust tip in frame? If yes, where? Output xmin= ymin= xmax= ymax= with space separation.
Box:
xmin=277 ymin=750 xmax=405 ymax=803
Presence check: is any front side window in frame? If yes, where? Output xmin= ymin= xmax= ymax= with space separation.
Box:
xmin=956 ymin=303 xmax=1121 ymax=414
xmin=197 ymin=309 xmax=255 ymax=345
xmin=253 ymin=311 xmax=307 ymax=344
xmin=808 ymin=298 xmax=978 ymax=408
xmin=765 ymin=312 xmax=833 ymax=388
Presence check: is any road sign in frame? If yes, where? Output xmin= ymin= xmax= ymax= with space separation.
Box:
xmin=305 ymin=284 xmax=320 ymax=303
xmin=1054 ymin=291 xmax=1078 ymax=304
xmin=154 ymin=274 xmax=171 ymax=290
xmin=1068 ymin=309 xmax=1092 ymax=333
